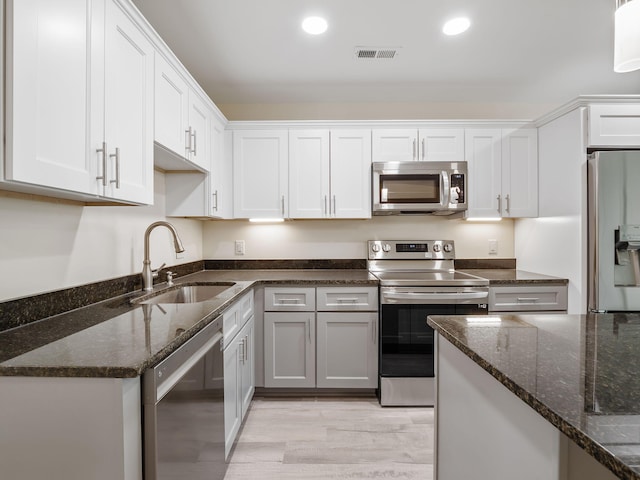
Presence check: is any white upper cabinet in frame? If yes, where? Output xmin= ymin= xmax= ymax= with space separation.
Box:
xmin=154 ymin=54 xmax=211 ymax=172
xmin=3 ymin=0 xmax=154 ymax=205
xmin=289 ymin=130 xmax=330 ymax=218
xmin=329 ymin=130 xmax=372 ymax=218
xmin=288 ymin=129 xmax=371 ymax=219
xmin=501 ymin=129 xmax=538 ymax=218
xmin=372 ymin=128 xmax=464 ymax=162
xmin=97 ymin=0 xmax=154 ymax=204
xmin=233 ymin=130 xmax=289 ymax=219
xmin=154 ymin=54 xmax=189 ymax=159
xmin=465 ymin=128 xmax=538 ymax=219
xmin=4 ymin=0 xmax=97 ymax=196
xmin=588 ymin=104 xmax=640 ymax=147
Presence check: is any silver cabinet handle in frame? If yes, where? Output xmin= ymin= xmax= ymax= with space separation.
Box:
xmin=412 ymin=139 xmax=416 ymax=160
xmin=245 ymin=334 xmax=249 ymax=362
xmin=279 ymin=298 xmax=302 ymax=305
xmin=332 ymin=195 xmax=336 ymax=216
xmin=497 ymin=194 xmax=502 ymax=213
xmin=324 ymin=195 xmax=328 ymax=216
xmin=517 ymin=297 xmax=539 ymax=302
xmin=505 ymin=194 xmax=510 ymax=213
xmin=421 ymin=138 xmax=425 ymax=160
xmin=372 ymin=320 xmax=376 ymax=343
xmin=109 ymin=148 xmax=120 ymax=189
xmin=336 ymin=298 xmax=358 ymax=303
xmin=281 ymin=195 xmax=285 ymax=216
xmin=185 ymin=127 xmax=192 ymax=154
xmin=307 ymin=318 xmax=311 ymax=343
xmin=213 ymin=190 xmax=218 ymax=211
xmin=191 ymin=129 xmax=197 ymax=155
xmin=96 ymin=142 xmax=108 ymax=186
xmin=239 ymin=338 xmax=245 ymax=364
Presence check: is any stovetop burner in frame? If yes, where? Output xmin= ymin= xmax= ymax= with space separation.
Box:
xmin=367 ymin=240 xmax=489 ymax=287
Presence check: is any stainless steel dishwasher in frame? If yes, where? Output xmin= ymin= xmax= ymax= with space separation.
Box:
xmin=143 ymin=315 xmax=225 ymax=480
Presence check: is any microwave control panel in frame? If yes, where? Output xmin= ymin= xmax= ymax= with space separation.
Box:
xmin=450 ymin=173 xmax=465 ymax=204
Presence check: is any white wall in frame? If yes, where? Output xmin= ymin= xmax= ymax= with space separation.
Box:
xmin=0 ymin=171 xmax=204 ymax=302
xmin=218 ymin=101 xmax=556 ymax=122
xmin=515 ymin=108 xmax=587 ymax=314
xmin=203 ymin=216 xmax=514 ymax=260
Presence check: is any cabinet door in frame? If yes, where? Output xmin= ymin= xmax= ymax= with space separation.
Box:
xmin=264 ymin=312 xmax=315 ymax=387
xmin=502 ymin=129 xmax=538 ymax=218
xmin=154 ymin=53 xmax=189 ymax=157
xmin=588 ymin=104 xmax=640 ymax=147
xmin=465 ymin=129 xmax=502 ymax=219
xmin=233 ymin=130 xmax=288 ymax=218
xmin=289 ymin=130 xmax=330 ymax=218
xmin=210 ymin=119 xmax=231 ymax=218
xmin=372 ymin=129 xmax=418 ymax=162
xmin=316 ymin=312 xmax=378 ymax=388
xmin=223 ymin=337 xmax=241 ymax=459
xmin=418 ymin=129 xmax=465 ymax=162
xmin=5 ymin=0 xmax=97 ymax=194
xmin=239 ymin=316 xmax=255 ymax=419
xmin=101 ymin=0 xmax=154 ymax=204
xmin=187 ymin=92 xmax=212 ymax=171
xmin=330 ymin=130 xmax=372 ymax=219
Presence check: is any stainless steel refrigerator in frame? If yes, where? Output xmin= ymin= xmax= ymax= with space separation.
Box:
xmin=588 ymin=150 xmax=640 ymax=312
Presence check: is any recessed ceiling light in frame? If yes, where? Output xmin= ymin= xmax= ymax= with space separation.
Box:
xmin=302 ymin=16 xmax=328 ymax=35
xmin=442 ymin=17 xmax=471 ymax=36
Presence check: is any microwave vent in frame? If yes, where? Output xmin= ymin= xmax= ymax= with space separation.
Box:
xmin=355 ymin=47 xmax=400 ymax=60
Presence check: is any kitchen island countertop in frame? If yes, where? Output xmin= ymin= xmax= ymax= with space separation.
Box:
xmin=428 ymin=312 xmax=640 ymax=480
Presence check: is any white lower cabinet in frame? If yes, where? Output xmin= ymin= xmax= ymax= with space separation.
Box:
xmin=263 ymin=286 xmax=378 ymax=389
xmin=264 ymin=312 xmax=316 ymax=388
xmin=223 ymin=290 xmax=255 ymax=459
xmin=316 ymin=312 xmax=378 ymax=388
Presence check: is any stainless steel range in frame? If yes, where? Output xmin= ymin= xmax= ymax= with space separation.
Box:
xmin=368 ymin=240 xmax=489 ymax=406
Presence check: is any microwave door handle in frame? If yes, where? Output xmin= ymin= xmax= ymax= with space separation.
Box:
xmin=441 ymin=171 xmax=450 ymax=206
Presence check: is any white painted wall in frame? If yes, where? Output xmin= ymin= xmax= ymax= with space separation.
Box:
xmin=515 ymin=107 xmax=587 ymax=314
xmin=0 ymin=171 xmax=203 ymax=302
xmin=203 ymin=216 xmax=514 ymax=260
xmin=218 ymin=101 xmax=556 ymax=122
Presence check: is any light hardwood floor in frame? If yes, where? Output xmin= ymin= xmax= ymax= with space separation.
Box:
xmin=224 ymin=396 xmax=434 ymax=479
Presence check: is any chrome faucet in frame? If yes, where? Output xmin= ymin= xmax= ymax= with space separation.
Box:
xmin=142 ymin=221 xmax=185 ymax=291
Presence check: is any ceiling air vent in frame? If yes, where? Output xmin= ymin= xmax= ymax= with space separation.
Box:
xmin=355 ymin=47 xmax=400 ymax=60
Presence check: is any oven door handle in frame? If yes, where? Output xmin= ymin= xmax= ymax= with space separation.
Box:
xmin=382 ymin=291 xmax=488 ymax=303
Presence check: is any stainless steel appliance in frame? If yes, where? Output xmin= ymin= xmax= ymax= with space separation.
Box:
xmin=588 ymin=150 xmax=640 ymax=312
xmin=372 ymin=161 xmax=467 ymax=215
xmin=143 ymin=316 xmax=226 ymax=480
xmin=368 ymin=240 xmax=489 ymax=406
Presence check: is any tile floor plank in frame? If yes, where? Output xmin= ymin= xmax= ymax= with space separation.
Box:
xmin=224 ymin=396 xmax=433 ymax=480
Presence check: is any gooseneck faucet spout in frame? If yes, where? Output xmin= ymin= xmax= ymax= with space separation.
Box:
xmin=142 ymin=221 xmax=185 ymax=291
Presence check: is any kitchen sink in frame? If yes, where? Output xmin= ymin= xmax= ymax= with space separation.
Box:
xmin=133 ymin=282 xmax=236 ymax=305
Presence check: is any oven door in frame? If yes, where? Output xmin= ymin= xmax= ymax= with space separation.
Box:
xmin=379 ymin=287 xmax=488 ymax=378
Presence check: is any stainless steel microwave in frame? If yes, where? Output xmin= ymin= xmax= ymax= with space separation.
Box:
xmin=372 ymin=161 xmax=468 ymax=215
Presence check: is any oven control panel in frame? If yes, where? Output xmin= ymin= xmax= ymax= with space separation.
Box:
xmin=368 ymin=240 xmax=455 ymax=260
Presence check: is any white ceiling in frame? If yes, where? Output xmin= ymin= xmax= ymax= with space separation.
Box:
xmin=131 ymin=0 xmax=640 ymax=111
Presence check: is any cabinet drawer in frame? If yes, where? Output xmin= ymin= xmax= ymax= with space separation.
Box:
xmin=264 ymin=287 xmax=316 ymax=311
xmin=316 ymin=287 xmax=378 ymax=311
xmin=489 ymin=285 xmax=568 ymax=312
xmin=223 ymin=290 xmax=254 ymax=342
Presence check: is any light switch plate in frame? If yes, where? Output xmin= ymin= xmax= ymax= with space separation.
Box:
xmin=235 ymin=240 xmax=245 ymax=255
xmin=488 ymin=239 xmax=498 ymax=255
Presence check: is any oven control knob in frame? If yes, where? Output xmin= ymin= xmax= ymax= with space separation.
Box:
xmin=432 ymin=244 xmax=441 ymax=253
xmin=382 ymin=243 xmax=391 ymax=252
xmin=372 ymin=243 xmax=380 ymax=253
xmin=443 ymin=243 xmax=453 ymax=253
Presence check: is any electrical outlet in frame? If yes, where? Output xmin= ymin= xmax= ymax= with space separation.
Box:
xmin=488 ymin=239 xmax=498 ymax=255
xmin=235 ymin=240 xmax=245 ymax=255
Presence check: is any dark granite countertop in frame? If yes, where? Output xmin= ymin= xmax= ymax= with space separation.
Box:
xmin=428 ymin=313 xmax=640 ymax=480
xmin=0 ymin=269 xmax=377 ymax=378
xmin=460 ymin=269 xmax=569 ymax=285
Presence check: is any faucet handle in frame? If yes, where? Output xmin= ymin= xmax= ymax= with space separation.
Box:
xmin=152 ymin=263 xmax=166 ymax=278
